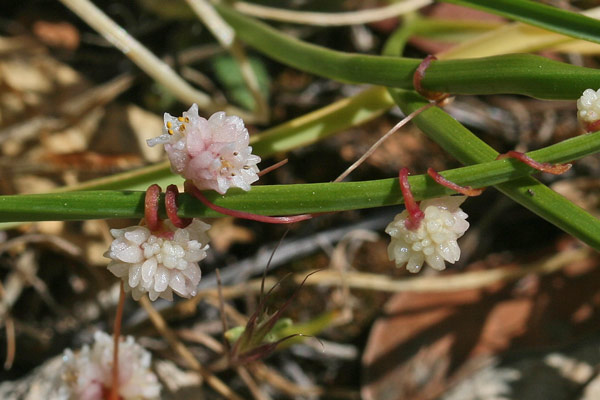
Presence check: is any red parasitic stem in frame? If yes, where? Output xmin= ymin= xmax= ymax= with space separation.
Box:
xmin=399 ymin=167 xmax=424 ymax=231
xmin=427 ymin=168 xmax=484 ymax=196
xmin=584 ymin=120 xmax=600 ymax=133
xmin=108 ymin=281 xmax=126 ymax=400
xmin=497 ymin=151 xmax=572 ymax=175
xmin=165 ymin=185 xmax=192 ymax=228
xmin=185 ymin=181 xmax=314 ymax=224
xmin=413 ymin=55 xmax=449 ymax=102
xmin=144 ymin=184 xmax=162 ymax=232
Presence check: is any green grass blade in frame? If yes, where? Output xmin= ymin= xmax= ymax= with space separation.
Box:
xmin=439 ymin=0 xmax=600 ymax=45
xmin=1 ymin=130 xmax=599 ymax=222
xmin=216 ymin=4 xmax=600 ymax=100
xmin=391 ymin=89 xmax=600 ymax=251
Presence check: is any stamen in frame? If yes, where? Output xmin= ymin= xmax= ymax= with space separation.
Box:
xmin=185 ymin=117 xmax=190 ymax=123
xmin=427 ymin=168 xmax=484 ymax=196
xmin=178 ymin=116 xmax=185 ymax=122
xmin=144 ymin=184 xmax=162 ymax=232
xmin=168 ymin=129 xmax=174 ymax=135
xmin=185 ymin=181 xmax=314 ymax=224
xmin=399 ymin=168 xmax=424 ymax=231
xmin=166 ymin=121 xmax=172 ymax=128
xmin=165 ymin=184 xmax=192 ymax=228
xmin=179 ymin=125 xmax=185 ymax=132
xmin=497 ymin=151 xmax=572 ymax=175
xmin=413 ymin=55 xmax=449 ymax=102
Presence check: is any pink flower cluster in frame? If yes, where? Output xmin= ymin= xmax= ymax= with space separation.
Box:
xmin=147 ymin=104 xmax=261 ymax=194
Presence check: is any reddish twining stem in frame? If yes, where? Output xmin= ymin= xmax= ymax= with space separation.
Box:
xmin=583 ymin=120 xmax=600 ymax=133
xmin=144 ymin=184 xmax=162 ymax=232
xmin=258 ymin=158 xmax=288 ymax=177
xmin=413 ymin=55 xmax=449 ymax=102
xmin=399 ymin=167 xmax=424 ymax=231
xmin=497 ymin=151 xmax=572 ymax=175
xmin=109 ymin=281 xmax=126 ymax=400
xmin=184 ymin=181 xmax=314 ymax=224
xmin=165 ymin=185 xmax=192 ymax=228
xmin=427 ymin=168 xmax=484 ymax=196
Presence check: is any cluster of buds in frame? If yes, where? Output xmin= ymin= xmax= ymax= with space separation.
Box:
xmin=107 ymin=105 xmax=264 ymax=301
xmin=105 ymin=220 xmax=210 ymax=301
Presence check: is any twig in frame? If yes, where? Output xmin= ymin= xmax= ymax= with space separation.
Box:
xmin=182 ymin=247 xmax=591 ymax=303
xmin=0 ymin=281 xmax=15 ymax=370
xmin=333 ymin=102 xmax=436 ymax=182
xmin=237 ymin=365 xmax=272 ymax=400
xmin=58 ymin=0 xmax=253 ymax=120
xmin=294 ymin=247 xmax=590 ymax=292
xmin=186 ymin=0 xmax=269 ymax=122
xmin=139 ymin=296 xmax=244 ymax=400
xmin=109 ymin=282 xmax=126 ymax=400
xmin=232 ymin=0 xmax=432 ymax=26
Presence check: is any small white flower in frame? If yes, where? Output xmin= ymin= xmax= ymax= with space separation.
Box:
xmin=577 ymin=88 xmax=600 ymax=124
xmin=147 ymin=104 xmax=261 ymax=194
xmin=59 ymin=331 xmax=161 ymax=400
xmin=105 ymin=219 xmax=210 ymax=301
xmin=385 ymin=196 xmax=469 ymax=273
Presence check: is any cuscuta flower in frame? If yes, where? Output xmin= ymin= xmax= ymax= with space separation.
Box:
xmin=385 ymin=196 xmax=469 ymax=273
xmin=58 ymin=331 xmax=161 ymax=400
xmin=577 ymin=88 xmax=600 ymax=132
xmin=105 ymin=219 xmax=210 ymax=301
xmin=147 ymin=104 xmax=261 ymax=194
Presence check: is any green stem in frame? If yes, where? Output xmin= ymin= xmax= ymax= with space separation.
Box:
xmin=0 ymin=130 xmax=598 ymax=222
xmin=391 ymin=89 xmax=600 ymax=250
xmin=439 ymin=0 xmax=600 ymax=45
xmin=216 ymin=4 xmax=600 ymax=100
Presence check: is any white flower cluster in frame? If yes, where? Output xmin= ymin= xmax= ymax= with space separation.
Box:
xmin=577 ymin=88 xmax=600 ymax=124
xmin=385 ymin=196 xmax=469 ymax=273
xmin=58 ymin=331 xmax=161 ymax=400
xmin=147 ymin=104 xmax=261 ymax=194
xmin=105 ymin=220 xmax=210 ymax=301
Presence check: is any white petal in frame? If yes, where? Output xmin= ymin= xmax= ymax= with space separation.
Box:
xmin=115 ymin=245 xmax=143 ymax=263
xmin=128 ymin=264 xmax=142 ymax=288
xmin=406 ymin=253 xmax=425 ymax=273
xmin=141 ymin=258 xmax=157 ymax=285
xmin=425 ymin=253 xmax=446 ymax=271
xmin=169 ymin=272 xmax=187 ymax=296
xmin=154 ymin=266 xmax=170 ymax=293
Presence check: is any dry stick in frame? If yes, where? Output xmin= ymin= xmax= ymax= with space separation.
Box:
xmin=237 ymin=365 xmax=272 ymax=400
xmin=185 ymin=0 xmax=269 ymax=122
xmin=258 ymin=158 xmax=288 ymax=177
xmin=0 ymin=281 xmax=15 ymax=370
xmin=333 ymin=102 xmax=436 ymax=183
xmin=57 ymin=0 xmax=254 ymax=120
xmin=3 ymin=316 xmax=14 ymax=370
xmin=233 ymin=0 xmax=432 ymax=26
xmin=187 ymin=246 xmax=590 ymax=299
xmin=109 ymin=282 xmax=126 ymax=400
xmin=215 ymin=269 xmax=230 ymax=352
xmin=139 ymin=296 xmax=244 ymax=400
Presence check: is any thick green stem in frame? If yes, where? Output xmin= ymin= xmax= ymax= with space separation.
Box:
xmin=216 ymin=4 xmax=600 ymax=100
xmin=0 ymin=130 xmax=598 ymax=222
xmin=391 ymin=89 xmax=600 ymax=251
